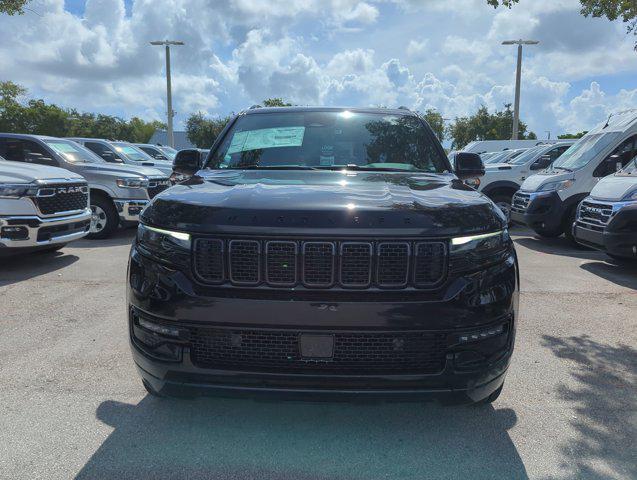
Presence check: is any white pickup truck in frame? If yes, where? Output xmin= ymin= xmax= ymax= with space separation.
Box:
xmin=0 ymin=158 xmax=91 ymax=254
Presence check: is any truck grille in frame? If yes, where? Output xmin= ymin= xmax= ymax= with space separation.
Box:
xmin=576 ymin=200 xmax=613 ymax=232
xmin=32 ymin=183 xmax=88 ymax=215
xmin=511 ymin=192 xmax=531 ymax=214
xmin=190 ymin=327 xmax=447 ymax=374
xmin=193 ymin=238 xmax=447 ymax=290
xmin=147 ymin=179 xmax=171 ymax=199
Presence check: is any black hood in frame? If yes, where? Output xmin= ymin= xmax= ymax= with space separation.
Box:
xmin=142 ymin=170 xmax=505 ymax=236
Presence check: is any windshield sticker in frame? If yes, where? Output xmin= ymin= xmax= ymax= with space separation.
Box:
xmin=227 ymin=127 xmax=305 ymax=154
xmin=47 ymin=142 xmax=80 ymax=154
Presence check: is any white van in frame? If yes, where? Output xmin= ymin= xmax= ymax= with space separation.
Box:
xmin=511 ymin=109 xmax=637 ymax=240
xmin=476 ymin=141 xmax=574 ymax=220
xmin=572 ymin=156 xmax=637 ymax=260
xmin=462 ymin=139 xmax=555 ymax=154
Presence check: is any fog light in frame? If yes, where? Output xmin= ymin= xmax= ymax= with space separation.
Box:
xmin=138 ymin=318 xmax=181 ymax=337
xmin=1 ymin=226 xmax=29 ymax=240
xmin=459 ymin=324 xmax=504 ymax=343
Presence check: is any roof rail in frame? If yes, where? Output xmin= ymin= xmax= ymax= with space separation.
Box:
xmin=249 ymin=104 xmax=262 ymax=109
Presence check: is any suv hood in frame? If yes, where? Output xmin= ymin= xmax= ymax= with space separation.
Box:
xmin=142 ymin=170 xmax=505 ymax=236
xmin=0 ymin=160 xmax=84 ymax=184
xmin=80 ymin=163 xmax=166 ymax=179
xmin=590 ymin=174 xmax=637 ymax=201
xmin=520 ymin=170 xmax=570 ymax=192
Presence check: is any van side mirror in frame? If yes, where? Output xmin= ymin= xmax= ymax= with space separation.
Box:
xmin=454 ymin=152 xmax=484 ymax=180
xmin=531 ymin=155 xmax=552 ymax=170
xmin=173 ymin=149 xmax=201 ymax=176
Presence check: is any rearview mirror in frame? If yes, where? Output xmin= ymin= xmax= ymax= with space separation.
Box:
xmin=531 ymin=155 xmax=552 ymax=170
xmin=173 ymin=149 xmax=201 ymax=177
xmin=455 ymin=152 xmax=484 ymax=180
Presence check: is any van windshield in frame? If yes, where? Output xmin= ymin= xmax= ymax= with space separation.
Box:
xmin=207 ymin=111 xmax=449 ymax=172
xmin=550 ymin=132 xmax=622 ymax=171
xmin=44 ymin=140 xmax=104 ymax=164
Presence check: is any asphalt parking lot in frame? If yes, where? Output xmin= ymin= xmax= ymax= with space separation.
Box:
xmin=0 ymin=227 xmax=635 ymax=480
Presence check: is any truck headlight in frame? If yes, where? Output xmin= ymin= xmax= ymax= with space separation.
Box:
xmin=117 ymin=178 xmax=148 ymax=189
xmin=538 ymin=179 xmax=574 ymax=192
xmin=0 ymin=184 xmax=37 ymax=198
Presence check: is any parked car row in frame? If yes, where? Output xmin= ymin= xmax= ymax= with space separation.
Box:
xmin=0 ymin=134 xmax=173 ymax=254
xmin=507 ymin=110 xmax=637 ymax=261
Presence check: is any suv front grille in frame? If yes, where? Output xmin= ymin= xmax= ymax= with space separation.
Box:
xmin=576 ymin=200 xmax=613 ymax=232
xmin=32 ymin=183 xmax=88 ymax=215
xmin=190 ymin=327 xmax=447 ymax=374
xmin=193 ymin=237 xmax=447 ymax=290
xmin=511 ymin=192 xmax=531 ymax=214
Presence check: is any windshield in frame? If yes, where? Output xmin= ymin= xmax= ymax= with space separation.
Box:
xmin=484 ymin=152 xmax=509 ymax=164
xmin=619 ymin=156 xmax=637 ymax=175
xmin=507 ymin=146 xmax=544 ymax=166
xmin=208 ymin=111 xmax=449 ymax=172
xmin=112 ymin=142 xmax=155 ymax=162
xmin=551 ymin=132 xmax=622 ymax=171
xmin=44 ymin=139 xmax=104 ymax=164
xmin=159 ymin=146 xmax=178 ymax=159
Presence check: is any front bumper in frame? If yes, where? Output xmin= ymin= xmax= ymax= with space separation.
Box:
xmin=114 ymin=199 xmax=149 ymax=222
xmin=0 ymin=209 xmax=91 ymax=249
xmin=510 ymin=191 xmax=564 ymax=232
xmin=573 ymin=202 xmax=637 ymax=258
xmin=127 ymin=244 xmax=519 ymax=402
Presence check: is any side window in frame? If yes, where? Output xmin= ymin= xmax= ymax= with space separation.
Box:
xmin=140 ymin=146 xmax=167 ymax=160
xmin=594 ymin=136 xmax=636 ymax=177
xmin=0 ymin=139 xmax=57 ymax=166
xmin=548 ymin=145 xmax=569 ymax=161
xmin=85 ymin=142 xmax=121 ymax=163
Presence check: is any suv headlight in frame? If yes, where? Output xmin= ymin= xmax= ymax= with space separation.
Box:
xmin=117 ymin=178 xmax=148 ymax=189
xmin=137 ymin=224 xmax=191 ymax=266
xmin=538 ymin=179 xmax=574 ymax=192
xmin=450 ymin=230 xmax=511 ymax=272
xmin=0 ymin=183 xmax=37 ymax=198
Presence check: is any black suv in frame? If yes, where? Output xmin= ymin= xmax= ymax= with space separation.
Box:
xmin=128 ymin=107 xmax=519 ymax=404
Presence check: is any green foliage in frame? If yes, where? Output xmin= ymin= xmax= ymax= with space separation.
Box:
xmin=0 ymin=81 xmax=165 ymax=142
xmin=0 ymin=0 xmax=30 ymax=15
xmin=558 ymin=131 xmax=589 ymax=139
xmin=185 ymin=112 xmax=232 ymax=148
xmin=487 ymin=0 xmax=637 ymax=48
xmin=420 ymin=108 xmax=445 ymax=141
xmin=262 ymin=98 xmax=293 ymax=107
xmin=447 ymin=104 xmax=536 ymax=149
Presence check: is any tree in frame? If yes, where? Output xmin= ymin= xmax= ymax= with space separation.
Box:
xmin=421 ymin=109 xmax=445 ymax=141
xmin=487 ymin=0 xmax=637 ymax=49
xmin=0 ymin=0 xmax=30 ymax=15
xmin=186 ymin=112 xmax=232 ymax=148
xmin=262 ymin=98 xmax=292 ymax=107
xmin=558 ymin=131 xmax=588 ymax=139
xmin=447 ymin=104 xmax=536 ymax=149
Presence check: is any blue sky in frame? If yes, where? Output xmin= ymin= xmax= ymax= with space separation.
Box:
xmin=1 ymin=0 xmax=636 ymax=140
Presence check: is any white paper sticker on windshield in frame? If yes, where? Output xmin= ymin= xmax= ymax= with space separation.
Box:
xmin=47 ymin=142 xmax=80 ymax=154
xmin=227 ymin=127 xmax=305 ymax=154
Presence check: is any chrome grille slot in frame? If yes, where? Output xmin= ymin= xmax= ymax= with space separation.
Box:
xmin=266 ymin=241 xmax=298 ymax=286
xmin=377 ymin=242 xmax=410 ymax=287
xmin=414 ymin=242 xmax=446 ymax=286
xmin=193 ymin=239 xmax=224 ymax=283
xmin=302 ymin=242 xmax=335 ymax=287
xmin=340 ymin=242 xmax=372 ymax=287
xmin=229 ymin=240 xmax=260 ymax=285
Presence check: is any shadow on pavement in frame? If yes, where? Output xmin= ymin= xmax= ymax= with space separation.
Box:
xmin=72 ymin=228 xmax=136 ymax=249
xmin=77 ymin=397 xmax=528 ymax=480
xmin=514 ymin=236 xmax=603 ymax=261
xmin=0 ymin=251 xmax=78 ymax=286
xmin=580 ymin=261 xmax=637 ymax=290
xmin=541 ymin=335 xmax=637 ymax=479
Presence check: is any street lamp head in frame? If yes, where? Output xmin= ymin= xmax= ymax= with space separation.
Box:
xmin=502 ymin=39 xmax=539 ymax=46
xmin=150 ymin=40 xmax=185 ymax=46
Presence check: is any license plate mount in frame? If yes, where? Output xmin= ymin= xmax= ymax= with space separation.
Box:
xmin=299 ymin=334 xmax=334 ymax=359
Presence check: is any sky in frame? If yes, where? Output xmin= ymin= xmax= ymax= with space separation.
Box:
xmin=1 ymin=0 xmax=636 ymax=141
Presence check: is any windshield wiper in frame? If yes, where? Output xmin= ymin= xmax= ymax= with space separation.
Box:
xmin=313 ymin=165 xmax=423 ymax=172
xmin=226 ymin=165 xmax=320 ymax=170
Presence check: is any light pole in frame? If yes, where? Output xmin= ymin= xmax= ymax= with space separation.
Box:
xmin=502 ymin=39 xmax=539 ymax=140
xmin=150 ymin=40 xmax=184 ymax=148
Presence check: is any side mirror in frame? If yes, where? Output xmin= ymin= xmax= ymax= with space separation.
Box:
xmin=173 ymin=149 xmax=201 ymax=177
xmin=531 ymin=155 xmax=552 ymax=170
xmin=455 ymin=152 xmax=484 ymax=180
xmin=27 ymin=152 xmax=58 ymax=167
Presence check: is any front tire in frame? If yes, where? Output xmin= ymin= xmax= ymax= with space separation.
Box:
xmin=534 ymin=226 xmax=563 ymax=238
xmin=490 ymin=194 xmax=513 ymax=225
xmin=87 ymin=194 xmax=118 ymax=239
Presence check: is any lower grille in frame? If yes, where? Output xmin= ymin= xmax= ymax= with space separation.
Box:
xmin=32 ymin=183 xmax=88 ymax=215
xmin=190 ymin=328 xmax=447 ymax=374
xmin=36 ymin=220 xmax=90 ymax=242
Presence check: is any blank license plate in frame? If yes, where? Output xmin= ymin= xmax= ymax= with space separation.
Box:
xmin=299 ymin=334 xmax=334 ymax=358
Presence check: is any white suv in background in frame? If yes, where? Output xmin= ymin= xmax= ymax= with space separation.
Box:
xmin=475 ymin=142 xmax=574 ymax=220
